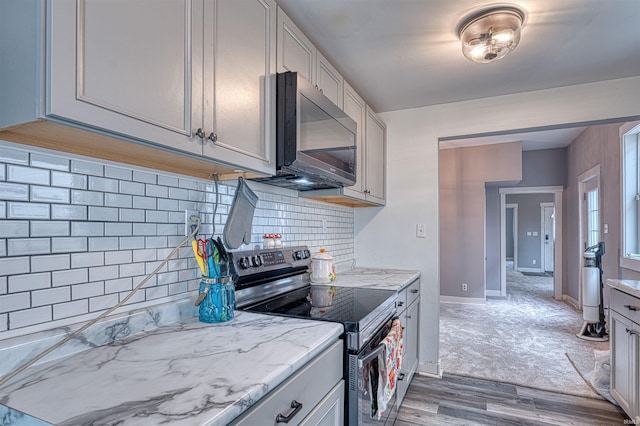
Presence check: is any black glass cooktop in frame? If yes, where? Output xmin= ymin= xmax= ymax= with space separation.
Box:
xmin=243 ymin=285 xmax=396 ymax=331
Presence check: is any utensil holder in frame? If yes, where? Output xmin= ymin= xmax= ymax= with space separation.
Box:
xmin=198 ymin=276 xmax=235 ymax=323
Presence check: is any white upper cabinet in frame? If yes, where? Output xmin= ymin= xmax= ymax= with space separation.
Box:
xmin=202 ymin=0 xmax=276 ymax=174
xmin=364 ymin=105 xmax=386 ymax=205
xmin=48 ymin=0 xmax=203 ymax=155
xmin=276 ymin=6 xmax=343 ymax=108
xmin=2 ymin=0 xmax=276 ymax=177
xmin=342 ymin=82 xmax=367 ymax=197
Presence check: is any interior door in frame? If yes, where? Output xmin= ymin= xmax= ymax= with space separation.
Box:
xmin=543 ymin=205 xmax=555 ymax=272
xmin=583 ymin=178 xmax=600 ymax=249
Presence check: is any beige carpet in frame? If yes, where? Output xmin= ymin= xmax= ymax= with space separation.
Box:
xmin=439 ymin=262 xmax=610 ymax=398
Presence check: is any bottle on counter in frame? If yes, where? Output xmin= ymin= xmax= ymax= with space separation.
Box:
xmin=274 ymin=234 xmax=282 ymax=248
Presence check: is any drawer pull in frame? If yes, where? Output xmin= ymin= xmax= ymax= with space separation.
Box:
xmin=276 ymin=400 xmax=303 ymax=423
xmin=398 ymin=373 xmax=406 ymax=381
xmin=410 ymin=289 xmax=419 ymax=294
xmin=627 ymin=328 xmax=640 ymax=337
xmin=397 ymin=301 xmax=405 ymax=307
xmin=624 ymin=305 xmax=639 ymax=311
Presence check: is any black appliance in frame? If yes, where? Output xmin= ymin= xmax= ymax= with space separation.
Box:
xmin=251 ymin=72 xmax=357 ymax=191
xmin=230 ymin=246 xmax=399 ymax=425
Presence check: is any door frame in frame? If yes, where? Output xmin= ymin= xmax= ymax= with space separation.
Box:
xmin=577 ymin=164 xmax=601 ymax=310
xmin=506 ymin=204 xmax=518 ymax=270
xmin=540 ymin=202 xmax=555 ymax=272
xmin=499 ymin=186 xmax=564 ymax=299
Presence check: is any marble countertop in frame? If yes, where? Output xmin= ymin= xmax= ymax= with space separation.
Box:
xmin=332 ymin=267 xmax=421 ymax=291
xmin=0 ymin=311 xmax=343 ymax=426
xmin=607 ymin=278 xmax=640 ymax=299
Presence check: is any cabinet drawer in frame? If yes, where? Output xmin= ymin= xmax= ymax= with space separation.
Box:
xmin=232 ymin=340 xmax=343 ymax=426
xmin=397 ymin=288 xmax=408 ymax=312
xmin=611 ymin=288 xmax=640 ymax=323
xmin=406 ymin=279 xmax=420 ymax=306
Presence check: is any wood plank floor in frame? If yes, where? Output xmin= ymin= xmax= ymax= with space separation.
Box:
xmin=396 ymin=373 xmax=630 ymax=425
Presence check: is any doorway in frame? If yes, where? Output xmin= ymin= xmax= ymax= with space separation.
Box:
xmin=578 ymin=165 xmax=601 ymax=309
xmin=499 ymin=186 xmax=563 ymax=299
xmin=541 ymin=203 xmax=555 ymax=273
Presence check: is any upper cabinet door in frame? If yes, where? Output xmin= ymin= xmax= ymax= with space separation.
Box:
xmin=202 ymin=0 xmax=276 ymax=175
xmin=276 ymin=6 xmax=315 ymax=83
xmin=342 ymin=82 xmax=366 ymax=196
xmin=316 ymin=51 xmax=343 ymax=108
xmin=365 ymin=106 xmax=386 ymax=205
xmin=48 ymin=0 xmax=203 ymax=155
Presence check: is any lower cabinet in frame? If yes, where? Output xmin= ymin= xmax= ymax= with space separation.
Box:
xmin=610 ymin=287 xmax=640 ymax=423
xmin=231 ymin=340 xmax=344 ymax=425
xmin=396 ymin=279 xmax=420 ymax=406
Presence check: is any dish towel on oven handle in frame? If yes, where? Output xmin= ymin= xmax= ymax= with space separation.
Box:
xmin=377 ymin=318 xmax=403 ymax=419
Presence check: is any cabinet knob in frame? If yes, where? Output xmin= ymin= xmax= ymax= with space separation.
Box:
xmin=398 ymin=373 xmax=406 ymax=381
xmin=397 ymin=301 xmax=404 ymax=307
xmin=208 ymin=132 xmax=217 ymax=143
xmin=624 ymin=304 xmax=639 ymax=311
xmin=410 ymin=289 xmax=419 ymax=294
xmin=195 ymin=128 xmax=205 ymax=138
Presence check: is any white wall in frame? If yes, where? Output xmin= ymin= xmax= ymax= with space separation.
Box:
xmin=356 ymin=76 xmax=640 ymax=376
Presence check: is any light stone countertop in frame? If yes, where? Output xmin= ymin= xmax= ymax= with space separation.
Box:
xmin=332 ymin=267 xmax=421 ymax=291
xmin=607 ymin=278 xmax=640 ymax=299
xmin=0 ymin=311 xmax=343 ymax=426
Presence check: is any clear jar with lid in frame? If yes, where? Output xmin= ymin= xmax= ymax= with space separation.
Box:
xmin=274 ymin=234 xmax=282 ymax=248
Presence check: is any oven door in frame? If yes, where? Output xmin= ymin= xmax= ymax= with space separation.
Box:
xmin=347 ymin=317 xmax=398 ymax=425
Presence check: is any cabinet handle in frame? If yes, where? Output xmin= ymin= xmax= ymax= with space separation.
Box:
xmin=276 ymin=400 xmax=303 ymax=423
xmin=364 ymin=189 xmax=371 ymax=194
xmin=627 ymin=328 xmax=640 ymax=337
xmin=195 ymin=128 xmax=205 ymax=138
xmin=624 ymin=305 xmax=639 ymax=311
xmin=397 ymin=301 xmax=404 ymax=307
xmin=398 ymin=373 xmax=406 ymax=381
xmin=406 ymin=315 xmax=412 ymax=319
xmin=410 ymin=289 xmax=419 ymax=294
xmin=208 ymin=132 xmax=217 ymax=143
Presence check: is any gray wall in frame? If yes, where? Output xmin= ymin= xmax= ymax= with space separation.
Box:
xmin=485 ymin=148 xmax=567 ymax=292
xmin=439 ymin=142 xmax=521 ymax=298
xmin=565 ymin=123 xmax=640 ymax=301
xmin=506 ymin=193 xmax=554 ymax=270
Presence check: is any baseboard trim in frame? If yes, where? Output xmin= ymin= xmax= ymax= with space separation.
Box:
xmin=517 ymin=267 xmax=544 ymax=273
xmin=563 ymin=294 xmax=580 ymax=310
xmin=486 ymin=289 xmax=502 ymax=297
xmin=440 ymin=295 xmax=486 ymax=304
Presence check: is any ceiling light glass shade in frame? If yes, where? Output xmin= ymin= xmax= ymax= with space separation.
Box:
xmin=457 ymin=7 xmax=525 ymax=63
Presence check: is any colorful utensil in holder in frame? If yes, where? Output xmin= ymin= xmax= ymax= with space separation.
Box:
xmin=195 ymin=276 xmax=235 ymax=323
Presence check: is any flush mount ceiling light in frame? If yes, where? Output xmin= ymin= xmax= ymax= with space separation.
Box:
xmin=457 ymin=6 xmax=526 ymax=63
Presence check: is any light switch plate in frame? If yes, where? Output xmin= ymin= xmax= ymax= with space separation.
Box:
xmin=416 ymin=223 xmax=426 ymax=238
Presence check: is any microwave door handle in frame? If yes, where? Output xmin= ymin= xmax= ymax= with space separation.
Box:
xmin=358 ymin=343 xmax=386 ymax=368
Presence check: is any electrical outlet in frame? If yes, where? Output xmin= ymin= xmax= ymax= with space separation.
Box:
xmin=532 ymin=259 xmax=537 ymax=265
xmin=184 ymin=210 xmax=199 ymax=236
xmin=462 ymin=283 xmax=468 ymax=291
xmin=416 ymin=223 xmax=426 ymax=238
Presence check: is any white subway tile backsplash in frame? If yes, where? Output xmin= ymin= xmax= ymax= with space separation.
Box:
xmin=178 ymin=178 xmax=198 ymax=190
xmin=89 ymin=176 xmax=119 ymax=193
xmin=52 ymin=268 xmax=88 ymax=287
xmin=31 ymin=221 xmax=69 ymax=237
xmin=0 ymin=165 xmax=4 ymax=180
xmin=9 ymin=306 xmax=52 ymax=328
xmin=0 ymin=202 xmax=5 ymax=219
xmin=146 ymin=285 xmax=168 ymax=300
xmin=51 ymin=237 xmax=88 ymax=253
xmin=105 ymin=166 xmax=132 ymax=181
xmin=71 ymin=252 xmax=104 ymax=268
xmin=0 ymin=220 xmax=29 ymax=238
xmin=145 ymin=236 xmax=167 ymax=248
xmin=156 ymin=224 xmax=178 ymax=236
xmin=89 ymin=265 xmax=119 ymax=282
xmin=146 ymin=184 xmax=168 ymax=198
xmin=146 ymin=210 xmax=168 ymax=223
xmin=7 ymin=202 xmax=49 ymax=219
xmin=0 ymin=241 xmax=4 ymax=258
xmin=105 ymin=277 xmax=132 ymax=294
xmin=89 ymin=293 xmax=119 ymax=312
xmin=8 ymin=272 xmax=51 ymax=292
xmin=88 ymin=237 xmax=119 ymax=252
xmin=132 ymin=196 xmax=156 ymax=209
xmin=133 ymin=170 xmax=156 ymax=184
xmin=0 ymin=182 xmax=29 ymax=201
xmin=32 ymin=286 xmax=71 ymax=307
xmin=88 ymin=206 xmax=119 ymax=222
xmin=31 ymin=254 xmax=71 ymax=273
xmin=30 ymin=153 xmax=69 ymax=171
xmin=52 ymin=205 xmax=87 ymax=220
xmin=8 ymin=238 xmax=50 ymax=256
xmin=7 ymin=165 xmax=49 ymax=185
xmin=132 ymin=223 xmax=156 ymax=236
xmin=0 ymin=314 xmax=6 ymax=331
xmin=53 ymin=300 xmax=88 ymax=320
xmin=104 ymin=250 xmax=133 ymax=265
xmin=29 ymin=186 xmax=70 ymax=204
xmin=71 ymin=222 xmax=104 ymax=236
xmin=120 ymin=289 xmax=146 ymax=305
xmin=51 ymin=171 xmax=87 ymax=189
xmin=157 ymin=271 xmax=179 ymax=286
xmin=119 ymin=181 xmax=145 ymax=196
xmin=157 ymin=175 xmax=179 ymax=187
xmin=71 ymin=190 xmax=104 ymax=206
xmin=105 ymin=193 xmax=132 ymax=208
xmin=105 ymin=223 xmax=133 ymax=237
xmin=71 ymin=159 xmax=103 ymax=176
xmin=0 ymin=276 xmax=6 ymax=294
xmin=0 ymin=146 xmax=29 ymax=165
xmin=119 ymin=262 xmax=145 ymax=278
xmin=118 ymin=236 xmax=145 ymax=250
xmin=168 ymin=187 xmax=189 ymax=200
xmin=119 ymin=208 xmax=146 ymax=223
xmin=157 ymin=198 xmax=179 ymax=211
xmin=0 ymin=293 xmax=30 ymax=313
xmin=72 ymin=281 xmax=104 ymax=299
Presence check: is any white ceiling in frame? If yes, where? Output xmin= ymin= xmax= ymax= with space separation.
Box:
xmin=439 ymin=126 xmax=586 ymax=151
xmin=276 ymin=0 xmax=640 ymax=150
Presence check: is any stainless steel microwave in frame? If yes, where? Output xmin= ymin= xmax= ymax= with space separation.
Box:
xmin=253 ymin=72 xmax=357 ymax=191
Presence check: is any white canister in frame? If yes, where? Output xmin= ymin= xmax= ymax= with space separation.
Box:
xmin=310 ymin=248 xmax=335 ymax=284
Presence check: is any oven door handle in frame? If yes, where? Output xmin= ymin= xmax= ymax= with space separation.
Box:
xmin=358 ymin=343 xmax=385 ymax=368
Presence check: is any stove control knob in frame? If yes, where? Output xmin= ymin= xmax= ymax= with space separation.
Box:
xmin=293 ymin=251 xmax=302 ymax=260
xmin=239 ymin=257 xmax=251 ymax=269
xmin=251 ymin=255 xmax=262 ymax=267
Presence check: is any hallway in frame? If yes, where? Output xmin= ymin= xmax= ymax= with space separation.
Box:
xmin=439 ymin=261 xmax=610 ymax=398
